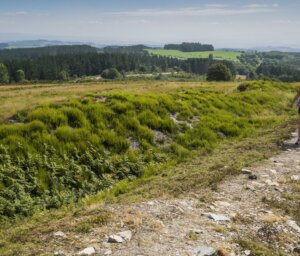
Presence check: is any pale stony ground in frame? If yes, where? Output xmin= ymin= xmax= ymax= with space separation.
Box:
xmin=51 ymin=134 xmax=300 ymax=256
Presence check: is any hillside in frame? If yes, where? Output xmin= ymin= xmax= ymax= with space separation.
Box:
xmin=0 ymin=80 xmax=299 ymax=255
xmin=147 ymin=49 xmax=241 ymax=62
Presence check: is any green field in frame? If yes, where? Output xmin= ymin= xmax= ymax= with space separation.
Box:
xmin=147 ymin=49 xmax=241 ymax=61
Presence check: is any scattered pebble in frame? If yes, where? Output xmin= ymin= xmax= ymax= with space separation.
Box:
xmin=244 ymin=250 xmax=251 ymax=255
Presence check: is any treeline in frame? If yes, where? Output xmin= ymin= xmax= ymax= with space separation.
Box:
xmin=164 ymin=42 xmax=214 ymax=52
xmin=102 ymin=44 xmax=151 ymax=53
xmin=1 ymin=52 xmax=235 ymax=82
xmin=0 ymin=45 xmax=97 ymax=60
xmin=237 ymin=51 xmax=300 ymax=82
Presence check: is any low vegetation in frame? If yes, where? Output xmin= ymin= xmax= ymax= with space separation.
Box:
xmin=0 ymin=80 xmax=295 ymax=223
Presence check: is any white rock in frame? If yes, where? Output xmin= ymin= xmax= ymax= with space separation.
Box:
xmin=208 ymin=213 xmax=230 ymax=222
xmin=241 ymin=168 xmax=252 ymax=174
xmin=269 ymin=169 xmax=277 ymax=174
xmin=265 ymin=179 xmax=279 ymax=186
xmin=245 ymin=250 xmax=251 ymax=255
xmin=287 ymin=220 xmax=300 ymax=233
xmin=291 ymin=175 xmax=300 ymax=181
xmin=196 ymin=246 xmax=217 ymax=256
xmin=53 ymin=231 xmax=66 ymax=238
xmin=108 ymin=235 xmax=124 ymax=243
xmin=77 ymin=247 xmax=96 ymax=256
xmin=54 ymin=252 xmax=66 ymax=256
xmin=117 ymin=230 xmax=133 ymax=241
xmin=104 ymin=250 xmax=112 ymax=255
xmin=214 ymin=201 xmax=231 ymax=207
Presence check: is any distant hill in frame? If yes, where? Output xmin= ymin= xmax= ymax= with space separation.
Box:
xmin=0 ymin=39 xmax=86 ymax=49
xmin=0 ymin=45 xmax=98 ymax=60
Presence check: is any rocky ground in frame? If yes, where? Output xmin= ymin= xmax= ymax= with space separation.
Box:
xmin=50 ymin=134 xmax=300 ymax=256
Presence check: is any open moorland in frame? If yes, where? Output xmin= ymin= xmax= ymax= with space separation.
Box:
xmin=0 ymin=79 xmax=299 ymax=255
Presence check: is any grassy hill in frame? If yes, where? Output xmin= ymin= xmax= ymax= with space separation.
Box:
xmin=147 ymin=49 xmax=241 ymax=61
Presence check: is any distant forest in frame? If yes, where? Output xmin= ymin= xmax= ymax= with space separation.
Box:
xmin=164 ymin=42 xmax=214 ymax=52
xmin=0 ymin=45 xmax=97 ymax=60
xmin=1 ymin=44 xmax=300 ymax=83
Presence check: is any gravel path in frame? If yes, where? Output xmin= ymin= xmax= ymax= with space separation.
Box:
xmin=52 ymin=134 xmax=300 ymax=256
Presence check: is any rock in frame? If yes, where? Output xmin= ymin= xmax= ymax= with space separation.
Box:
xmin=208 ymin=213 xmax=230 ymax=222
xmin=241 ymin=168 xmax=252 ymax=175
xmin=104 ymin=250 xmax=113 ymax=255
xmin=196 ymin=245 xmax=217 ymax=256
xmin=291 ymin=175 xmax=300 ymax=181
xmin=108 ymin=234 xmax=124 ymax=243
xmin=287 ymin=220 xmax=300 ymax=233
xmin=214 ymin=201 xmax=231 ymax=207
xmin=77 ymin=247 xmax=96 ymax=256
xmin=53 ymin=231 xmax=66 ymax=238
xmin=54 ymin=252 xmax=66 ymax=256
xmin=269 ymin=169 xmax=277 ymax=175
xmin=294 ymin=247 xmax=300 ymax=254
xmin=244 ymin=250 xmax=251 ymax=255
xmin=248 ymin=174 xmax=257 ymax=180
xmin=117 ymin=230 xmax=133 ymax=241
xmin=265 ymin=179 xmax=279 ymax=186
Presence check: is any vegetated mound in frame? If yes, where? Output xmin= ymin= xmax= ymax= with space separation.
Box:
xmin=0 ymin=81 xmax=292 ymax=221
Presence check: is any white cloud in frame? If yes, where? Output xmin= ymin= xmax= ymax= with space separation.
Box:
xmin=4 ymin=11 xmax=28 ymax=16
xmin=105 ymin=6 xmax=276 ymax=17
xmin=205 ymin=4 xmax=228 ymax=8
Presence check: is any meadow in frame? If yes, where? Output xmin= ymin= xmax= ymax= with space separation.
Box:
xmin=147 ymin=49 xmax=241 ymax=61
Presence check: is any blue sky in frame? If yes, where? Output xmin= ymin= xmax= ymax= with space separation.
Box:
xmin=0 ymin=0 xmax=299 ymax=47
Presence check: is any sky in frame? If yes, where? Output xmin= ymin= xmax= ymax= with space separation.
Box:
xmin=0 ymin=0 xmax=299 ymax=48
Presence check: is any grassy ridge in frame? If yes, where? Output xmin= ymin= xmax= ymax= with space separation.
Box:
xmin=147 ymin=49 xmax=241 ymax=61
xmin=0 ymin=80 xmax=294 ymax=222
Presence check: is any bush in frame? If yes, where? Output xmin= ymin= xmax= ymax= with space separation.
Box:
xmin=15 ymin=69 xmax=26 ymax=83
xmin=0 ymin=63 xmax=9 ymax=84
xmin=207 ymin=64 xmax=232 ymax=81
xmin=101 ymin=68 xmax=122 ymax=79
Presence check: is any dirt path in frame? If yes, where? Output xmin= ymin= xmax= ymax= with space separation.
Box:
xmin=51 ymin=134 xmax=300 ymax=256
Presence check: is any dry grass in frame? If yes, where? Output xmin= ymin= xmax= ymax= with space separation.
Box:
xmin=0 ymin=80 xmax=239 ymax=122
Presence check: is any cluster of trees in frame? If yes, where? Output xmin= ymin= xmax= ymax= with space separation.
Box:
xmin=236 ymin=51 xmax=300 ymax=82
xmin=164 ymin=42 xmax=214 ymax=52
xmin=102 ymin=44 xmax=151 ymax=53
xmin=0 ymin=45 xmax=97 ymax=60
xmin=0 ymin=50 xmax=236 ymax=83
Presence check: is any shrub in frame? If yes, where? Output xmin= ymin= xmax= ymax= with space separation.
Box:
xmin=207 ymin=63 xmax=232 ymax=81
xmin=101 ymin=68 xmax=122 ymax=79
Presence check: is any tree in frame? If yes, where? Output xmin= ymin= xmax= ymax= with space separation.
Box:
xmin=207 ymin=64 xmax=232 ymax=81
xmin=0 ymin=63 xmax=9 ymax=84
xmin=16 ymin=69 xmax=25 ymax=83
xmin=58 ymin=70 xmax=69 ymax=81
xmin=101 ymin=68 xmax=122 ymax=79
